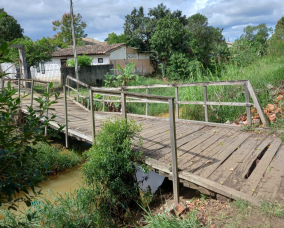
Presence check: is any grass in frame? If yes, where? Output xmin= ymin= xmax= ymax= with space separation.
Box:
xmin=260 ymin=201 xmax=284 ymax=218
xmin=69 ymin=55 xmax=284 ymax=125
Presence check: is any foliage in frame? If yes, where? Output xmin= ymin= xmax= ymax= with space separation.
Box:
xmin=0 ymin=37 xmax=63 ymax=207
xmin=82 ymin=118 xmax=147 ymax=220
xmin=150 ymin=15 xmax=191 ymax=64
xmin=0 ymin=187 xmax=111 ymax=227
xmin=269 ymin=17 xmax=284 ymax=55
xmin=0 ymin=9 xmax=24 ymax=42
xmin=104 ymin=62 xmax=142 ymax=87
xmin=52 ymin=13 xmax=87 ymax=47
xmin=187 ymin=13 xmax=228 ymax=68
xmin=67 ymin=54 xmax=93 ymax=67
xmin=105 ymin=32 xmax=127 ymax=44
xmin=7 ymin=36 xmax=56 ymax=67
xmin=142 ymin=206 xmax=201 ymax=228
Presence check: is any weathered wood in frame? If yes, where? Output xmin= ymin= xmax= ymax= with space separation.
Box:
xmin=146 ymin=88 xmax=149 ymax=116
xmin=121 ymin=91 xmax=127 ymax=120
xmin=44 ymin=83 xmax=49 ymax=136
xmin=244 ymin=84 xmax=252 ymax=126
xmin=30 ymin=80 xmax=34 ymax=107
xmin=241 ymin=139 xmax=282 ymax=195
xmin=246 ymin=81 xmax=269 ymax=127
xmin=203 ymin=86 xmax=208 ymax=122
xmin=175 ymin=87 xmax=179 ymax=119
xmin=256 ymin=144 xmax=284 ymax=199
xmin=64 ymin=86 xmax=69 ymax=148
xmin=176 ymin=101 xmax=253 ymax=107
xmin=145 ymin=158 xmax=261 ymax=206
xmin=67 ymin=75 xmax=90 ymax=88
xmin=89 ymin=90 xmax=95 ymax=143
xmin=169 ymin=98 xmax=179 ymax=206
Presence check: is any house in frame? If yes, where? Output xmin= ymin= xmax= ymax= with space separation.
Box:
xmin=31 ymin=41 xmax=154 ymax=82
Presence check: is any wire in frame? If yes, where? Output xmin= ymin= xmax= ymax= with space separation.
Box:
xmin=75 ymin=0 xmax=115 ymax=11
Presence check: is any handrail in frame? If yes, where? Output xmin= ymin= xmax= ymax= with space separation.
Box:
xmin=64 ymin=76 xmax=269 ymax=128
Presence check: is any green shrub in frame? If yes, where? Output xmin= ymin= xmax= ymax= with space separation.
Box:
xmin=67 ymin=54 xmax=93 ymax=67
xmin=82 ymin=118 xmax=147 ymax=220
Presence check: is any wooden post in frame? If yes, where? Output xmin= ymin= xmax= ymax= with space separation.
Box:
xmin=18 ymin=46 xmax=29 ymax=88
xmin=64 ymin=86 xmax=69 ymax=148
xmin=168 ymin=98 xmax=179 ymax=206
xmin=203 ymin=86 xmax=209 ymax=122
xmin=1 ymin=79 xmax=4 ymax=92
xmin=103 ymin=95 xmax=105 ymax=112
xmin=121 ymin=91 xmax=127 ymax=120
xmin=246 ymin=81 xmax=269 ymax=127
xmin=67 ymin=78 xmax=70 ymax=96
xmin=89 ymin=90 xmax=95 ymax=143
xmin=146 ymin=88 xmax=149 ymax=116
xmin=30 ymin=80 xmax=34 ymax=107
xmin=244 ymin=84 xmax=252 ymax=126
xmin=44 ymin=83 xmax=49 ymax=136
xmin=18 ymin=79 xmax=20 ymax=99
xmin=175 ymin=87 xmax=179 ymax=119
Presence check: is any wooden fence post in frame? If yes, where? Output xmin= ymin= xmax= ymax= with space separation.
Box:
xmin=121 ymin=91 xmax=127 ymax=120
xmin=67 ymin=78 xmax=70 ymax=96
xmin=30 ymin=80 xmax=34 ymax=107
xmin=44 ymin=83 xmax=49 ymax=136
xmin=246 ymin=81 xmax=269 ymax=127
xmin=146 ymin=88 xmax=149 ymax=116
xmin=64 ymin=86 xmax=69 ymax=148
xmin=244 ymin=84 xmax=252 ymax=126
xmin=18 ymin=79 xmax=20 ymax=99
xmin=175 ymin=87 xmax=179 ymax=119
xmin=89 ymin=90 xmax=95 ymax=143
xmin=168 ymin=97 xmax=179 ymax=206
xmin=203 ymin=86 xmax=209 ymax=122
xmin=103 ymin=95 xmax=105 ymax=112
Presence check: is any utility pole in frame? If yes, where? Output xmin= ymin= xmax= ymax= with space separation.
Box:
xmin=70 ymin=0 xmax=79 ymax=100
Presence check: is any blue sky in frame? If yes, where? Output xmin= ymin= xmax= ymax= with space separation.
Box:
xmin=1 ymin=0 xmax=283 ymax=42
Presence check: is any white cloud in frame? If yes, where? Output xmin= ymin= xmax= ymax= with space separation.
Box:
xmin=1 ymin=0 xmax=283 ymax=42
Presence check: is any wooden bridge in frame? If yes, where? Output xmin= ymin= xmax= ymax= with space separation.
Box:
xmin=3 ymin=77 xmax=284 ymax=206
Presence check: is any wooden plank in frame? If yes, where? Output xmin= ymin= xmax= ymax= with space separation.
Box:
xmin=162 ymin=127 xmax=222 ymax=164
xmin=223 ymin=137 xmax=272 ymax=190
xmin=145 ymin=158 xmax=261 ymax=206
xmin=256 ymin=144 xmax=284 ymax=199
xmin=177 ymin=101 xmax=253 ymax=107
xmin=183 ymin=129 xmax=239 ymax=173
xmin=241 ymin=138 xmax=282 ymax=195
xmin=198 ymin=132 xmax=251 ymax=179
xmin=209 ymin=136 xmax=265 ymax=185
xmin=178 ymin=128 xmax=231 ymax=169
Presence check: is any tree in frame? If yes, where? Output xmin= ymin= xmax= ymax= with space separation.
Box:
xmin=7 ymin=36 xmax=56 ymax=77
xmin=0 ymin=8 xmax=24 ymax=42
xmin=270 ymin=17 xmax=284 ymax=55
xmin=187 ymin=13 xmax=227 ymax=67
xmin=52 ymin=13 xmax=87 ymax=47
xmin=105 ymin=32 xmax=127 ymax=44
xmin=150 ymin=15 xmax=191 ymax=64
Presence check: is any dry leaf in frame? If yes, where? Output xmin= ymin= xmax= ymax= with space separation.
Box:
xmin=229 ymin=168 xmax=234 ymax=171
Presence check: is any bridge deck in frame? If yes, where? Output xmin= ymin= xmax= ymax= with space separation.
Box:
xmin=19 ymin=91 xmax=284 ymax=203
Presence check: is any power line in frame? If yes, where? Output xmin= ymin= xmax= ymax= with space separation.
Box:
xmin=75 ymin=0 xmax=114 ymax=11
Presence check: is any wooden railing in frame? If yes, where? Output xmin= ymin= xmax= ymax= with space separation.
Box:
xmin=66 ymin=77 xmax=268 ymax=128
xmin=1 ymin=77 xmax=51 ymax=135
xmin=64 ymin=77 xmax=180 ymax=205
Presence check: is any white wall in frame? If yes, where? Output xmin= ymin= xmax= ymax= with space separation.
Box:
xmin=110 ymin=46 xmax=126 ymax=60
xmin=31 ymin=58 xmax=61 ymax=82
xmin=0 ymin=62 xmax=17 ymax=78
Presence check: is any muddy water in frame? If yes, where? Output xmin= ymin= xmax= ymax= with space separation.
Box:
xmin=1 ymin=166 xmax=83 ymax=217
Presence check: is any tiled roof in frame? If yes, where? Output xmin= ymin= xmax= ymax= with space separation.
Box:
xmin=52 ymin=43 xmax=125 ymax=57
xmin=82 ymin=37 xmax=106 ymax=45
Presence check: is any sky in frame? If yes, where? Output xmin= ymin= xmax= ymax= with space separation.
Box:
xmin=1 ymin=0 xmax=283 ymax=42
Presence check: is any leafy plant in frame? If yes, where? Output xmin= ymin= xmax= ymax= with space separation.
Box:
xmin=82 ymin=118 xmax=148 ymax=221
xmin=0 ymin=35 xmax=63 ymax=209
xmin=67 ymin=53 xmax=93 ymax=67
xmin=111 ymin=62 xmax=141 ymax=86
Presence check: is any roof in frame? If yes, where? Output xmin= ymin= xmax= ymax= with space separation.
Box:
xmin=52 ymin=43 xmax=125 ymax=57
xmin=82 ymin=37 xmax=107 ymax=45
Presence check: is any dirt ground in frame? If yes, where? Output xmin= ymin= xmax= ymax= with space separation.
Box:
xmin=143 ymin=178 xmax=284 ymax=228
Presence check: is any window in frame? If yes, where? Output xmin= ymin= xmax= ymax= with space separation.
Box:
xmin=36 ymin=63 xmax=40 ymax=73
xmin=98 ymin=58 xmax=103 ymax=63
xmin=61 ymin=59 xmax=67 ymax=67
xmin=41 ymin=62 xmax=45 ymax=74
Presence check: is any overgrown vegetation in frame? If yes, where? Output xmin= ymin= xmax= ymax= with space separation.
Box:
xmin=67 ymin=53 xmax=93 ymax=67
